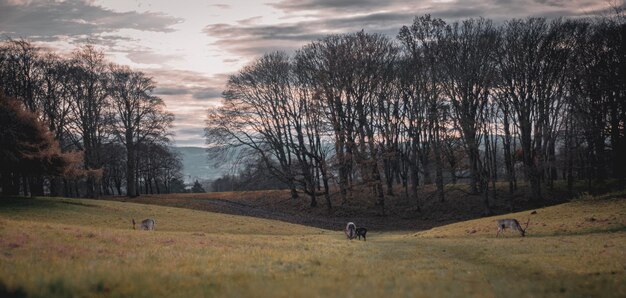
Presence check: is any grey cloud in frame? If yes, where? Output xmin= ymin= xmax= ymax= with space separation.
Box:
xmin=205 ymin=0 xmax=608 ymax=58
xmin=270 ymin=0 xmax=607 ymax=17
xmin=534 ymin=0 xmax=568 ymax=6
xmin=192 ymin=88 xmax=222 ymax=100
xmin=146 ymin=69 xmax=227 ymax=102
xmin=170 ymin=124 xmax=207 ymax=147
xmin=153 ymin=86 xmax=223 ymax=100
xmin=126 ymin=50 xmax=182 ymax=65
xmin=147 ymin=68 xmax=229 ymax=87
xmin=211 ymin=4 xmax=231 ymax=9
xmin=210 ymin=40 xmax=309 ymax=57
xmin=205 ymin=22 xmax=323 ymax=42
xmin=176 ymin=127 xmax=206 ymax=136
xmin=0 ymin=0 xmax=182 ymax=40
xmin=174 ymin=108 xmax=211 ymax=122
xmin=237 ymin=16 xmax=263 ymax=25
xmin=269 ymin=0 xmax=396 ymax=12
xmin=71 ymin=35 xmax=137 ymax=47
xmin=268 ymin=0 xmax=494 ymax=15
xmin=153 ymin=87 xmax=190 ymax=96
xmin=173 ymin=137 xmax=206 ymax=147
xmin=156 ymin=87 xmax=221 ymax=147
xmin=203 ymin=11 xmax=412 ymax=57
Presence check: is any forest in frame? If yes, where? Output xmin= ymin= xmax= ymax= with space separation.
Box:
xmin=206 ymin=15 xmax=626 ymax=214
xmin=2 ymin=14 xmax=624 ymax=213
xmin=0 ymin=41 xmax=184 ymax=198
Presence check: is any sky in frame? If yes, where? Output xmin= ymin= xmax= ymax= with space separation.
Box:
xmin=0 ymin=0 xmax=615 ymax=147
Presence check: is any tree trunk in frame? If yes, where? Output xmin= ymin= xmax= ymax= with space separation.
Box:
xmin=434 ymin=122 xmax=445 ymax=202
xmin=126 ymin=142 xmax=137 ymax=197
xmin=502 ymin=111 xmax=515 ymax=195
xmin=1 ymin=172 xmax=19 ymax=196
xmin=309 ymin=191 xmax=317 ymax=208
xmin=289 ymin=184 xmax=299 ymax=200
xmin=410 ymin=144 xmax=420 ymax=211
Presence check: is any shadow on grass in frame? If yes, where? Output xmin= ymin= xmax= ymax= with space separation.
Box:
xmin=0 ymin=196 xmax=100 ymax=212
xmin=0 ymin=280 xmax=26 ymax=298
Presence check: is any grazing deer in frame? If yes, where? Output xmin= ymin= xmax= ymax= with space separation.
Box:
xmin=132 ymin=218 xmax=156 ymax=231
xmin=345 ymin=222 xmax=356 ymax=240
xmin=496 ymin=217 xmax=530 ymax=237
xmin=356 ymin=227 xmax=367 ymax=241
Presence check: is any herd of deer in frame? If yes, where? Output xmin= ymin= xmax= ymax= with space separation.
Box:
xmin=342 ymin=217 xmax=531 ymax=240
xmin=131 ymin=215 xmax=530 ymax=238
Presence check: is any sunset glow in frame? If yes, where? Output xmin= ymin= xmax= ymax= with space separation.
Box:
xmin=0 ymin=0 xmax=610 ymax=146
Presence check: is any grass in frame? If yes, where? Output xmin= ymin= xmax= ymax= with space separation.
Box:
xmin=0 ymin=195 xmax=624 ymax=297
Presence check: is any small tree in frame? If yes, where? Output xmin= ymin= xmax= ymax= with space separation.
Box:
xmin=191 ymin=180 xmax=205 ymax=193
xmin=169 ymin=178 xmax=186 ymax=193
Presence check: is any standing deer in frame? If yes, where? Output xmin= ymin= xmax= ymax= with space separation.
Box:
xmin=355 ymin=227 xmax=367 ymax=241
xmin=496 ymin=218 xmax=530 ymax=237
xmin=132 ymin=218 xmax=156 ymax=231
xmin=345 ymin=222 xmax=356 ymax=240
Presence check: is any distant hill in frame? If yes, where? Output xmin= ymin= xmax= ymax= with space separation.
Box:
xmin=173 ymin=146 xmax=233 ymax=182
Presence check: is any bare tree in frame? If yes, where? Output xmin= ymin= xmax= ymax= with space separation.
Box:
xmin=295 ymin=35 xmax=356 ymax=205
xmin=66 ymin=45 xmax=111 ymax=197
xmin=439 ymin=18 xmax=500 ymax=199
xmin=206 ymin=52 xmax=301 ymax=200
xmin=109 ymin=65 xmax=173 ymax=197
xmin=0 ymin=39 xmax=42 ymax=113
xmin=398 ymin=15 xmax=447 ymax=203
xmin=295 ymin=32 xmax=397 ymax=214
xmin=496 ymin=18 xmax=572 ymax=200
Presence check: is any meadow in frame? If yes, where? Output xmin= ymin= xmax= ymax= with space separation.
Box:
xmin=0 ymin=193 xmax=624 ymax=297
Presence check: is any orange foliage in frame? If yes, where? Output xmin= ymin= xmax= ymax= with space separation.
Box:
xmin=0 ymin=95 xmax=81 ymax=179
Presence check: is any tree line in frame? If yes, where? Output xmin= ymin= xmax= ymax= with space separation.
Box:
xmin=206 ymin=14 xmax=626 ymax=214
xmin=0 ymin=40 xmax=184 ymax=197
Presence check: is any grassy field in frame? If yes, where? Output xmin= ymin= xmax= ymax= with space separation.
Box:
xmin=0 ymin=194 xmax=624 ymax=297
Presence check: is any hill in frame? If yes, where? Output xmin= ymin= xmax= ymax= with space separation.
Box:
xmin=104 ymin=183 xmax=582 ymax=231
xmin=0 ymin=194 xmax=624 ymax=297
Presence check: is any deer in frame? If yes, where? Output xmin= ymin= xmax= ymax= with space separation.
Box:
xmin=132 ymin=218 xmax=156 ymax=231
xmin=496 ymin=217 xmax=530 ymax=237
xmin=355 ymin=227 xmax=367 ymax=241
xmin=345 ymin=222 xmax=356 ymax=240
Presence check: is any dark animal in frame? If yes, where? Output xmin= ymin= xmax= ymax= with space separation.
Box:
xmin=356 ymin=227 xmax=367 ymax=241
xmin=345 ymin=222 xmax=356 ymax=240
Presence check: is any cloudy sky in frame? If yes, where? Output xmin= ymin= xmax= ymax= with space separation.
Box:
xmin=0 ymin=0 xmax=613 ymax=146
